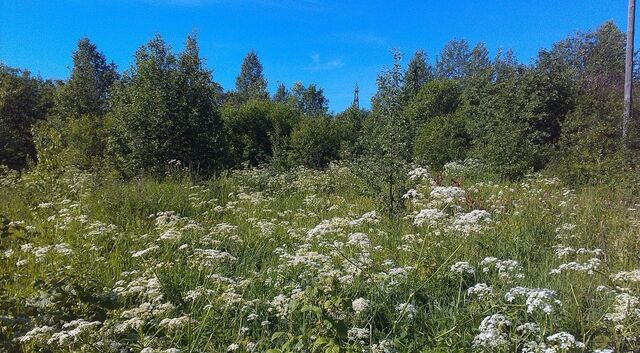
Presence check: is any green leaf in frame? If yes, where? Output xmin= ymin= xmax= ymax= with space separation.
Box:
xmin=312 ymin=337 xmax=329 ymax=351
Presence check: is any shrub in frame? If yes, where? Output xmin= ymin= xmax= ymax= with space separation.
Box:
xmin=413 ymin=112 xmax=470 ymax=170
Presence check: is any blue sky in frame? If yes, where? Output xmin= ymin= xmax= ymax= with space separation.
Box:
xmin=0 ymin=0 xmax=636 ymax=112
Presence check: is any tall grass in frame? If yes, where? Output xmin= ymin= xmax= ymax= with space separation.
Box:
xmin=0 ymin=163 xmax=638 ymax=352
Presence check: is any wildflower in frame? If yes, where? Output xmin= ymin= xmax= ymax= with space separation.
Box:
xmin=18 ymin=325 xmax=55 ymax=343
xmin=430 ymin=186 xmax=465 ymax=204
xmin=347 ymin=327 xmax=369 ymax=343
xmin=604 ymin=293 xmax=640 ymax=323
xmin=227 ymin=343 xmax=239 ymax=351
xmin=132 ymin=245 xmax=159 ymax=258
xmin=546 ymin=332 xmax=585 ymax=350
xmin=408 ymin=167 xmax=430 ymax=181
xmin=349 ymin=211 xmax=379 ymax=226
xmin=402 ymin=188 xmax=422 ymax=199
xmin=480 ymin=257 xmax=524 ymax=281
xmin=371 ymin=339 xmax=394 ymax=353
xmin=352 ymin=297 xmax=370 ymax=314
xmin=414 ymin=208 xmax=446 ymax=227
xmin=472 ymin=314 xmax=511 ymax=351
xmin=159 ymin=316 xmax=191 ymax=332
xmin=549 ymin=258 xmax=601 ymax=275
xmin=395 ymin=303 xmax=417 ymax=319
xmin=467 ymin=283 xmax=493 ymax=300
xmin=610 ymin=269 xmax=640 ymax=283
xmin=450 ymin=210 xmax=491 ymax=235
xmin=516 ymin=322 xmax=540 ymax=335
xmin=347 ymin=233 xmax=370 ymax=248
xmin=505 ymin=287 xmax=561 ymax=315
xmin=450 ymin=261 xmax=475 ymax=275
xmin=47 ymin=319 xmax=101 ymax=346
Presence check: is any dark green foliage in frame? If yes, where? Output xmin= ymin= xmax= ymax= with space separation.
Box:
xmin=0 ymin=65 xmax=55 ymax=169
xmin=334 ymin=107 xmax=368 ymax=158
xmin=222 ymin=99 xmax=300 ymax=167
xmin=3 ymin=20 xmax=640 ymax=189
xmin=32 ymin=39 xmax=117 ymax=173
xmin=403 ymin=50 xmax=433 ymax=100
xmin=108 ymin=34 xmax=225 ymax=176
xmin=56 ymin=38 xmax=118 ymax=117
xmin=544 ymin=21 xmax=630 ymax=184
xmin=405 ymin=79 xmax=462 ymax=127
xmin=435 ymin=39 xmax=471 ymax=80
xmin=289 ymin=116 xmax=340 ymax=169
xmin=273 ymin=83 xmax=289 ymax=102
xmin=290 ymin=82 xmax=329 ymax=116
xmin=235 ymin=50 xmax=268 ymax=101
xmin=32 ymin=114 xmax=110 ymax=172
xmin=466 ymin=43 xmax=491 ymax=78
xmin=414 ymin=112 xmax=470 ymax=170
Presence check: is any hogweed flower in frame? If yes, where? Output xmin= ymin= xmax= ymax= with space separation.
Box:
xmin=450 ymin=261 xmax=475 ymax=275
xmin=352 ymin=297 xmax=370 ymax=314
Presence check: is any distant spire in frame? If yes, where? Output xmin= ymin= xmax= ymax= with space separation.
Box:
xmin=353 ymin=82 xmax=359 ymax=109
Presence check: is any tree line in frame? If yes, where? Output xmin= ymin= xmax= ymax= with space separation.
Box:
xmin=1 ymin=21 xmax=639 ymax=185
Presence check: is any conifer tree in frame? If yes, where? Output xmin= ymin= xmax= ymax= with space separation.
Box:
xmin=235 ymin=50 xmax=268 ymax=101
xmin=273 ymin=83 xmax=288 ymax=102
xmin=403 ymin=50 xmax=433 ymax=99
xmin=57 ymin=38 xmax=117 ymax=117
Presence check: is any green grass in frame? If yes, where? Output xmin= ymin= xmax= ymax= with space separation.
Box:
xmin=0 ymin=165 xmax=638 ymax=352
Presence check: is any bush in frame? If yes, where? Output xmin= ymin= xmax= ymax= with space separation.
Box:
xmin=413 ymin=113 xmax=470 ymax=170
xmin=222 ymin=100 xmax=301 ymax=167
xmin=288 ymin=116 xmax=339 ymax=169
xmin=32 ymin=115 xmax=109 ymax=173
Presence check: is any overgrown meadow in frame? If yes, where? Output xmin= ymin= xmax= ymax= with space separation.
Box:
xmin=1 ymin=161 xmax=638 ymax=353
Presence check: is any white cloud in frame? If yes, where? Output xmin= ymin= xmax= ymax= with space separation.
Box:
xmin=308 ymin=53 xmax=344 ymax=72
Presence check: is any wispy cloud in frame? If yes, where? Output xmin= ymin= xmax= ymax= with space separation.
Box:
xmin=332 ymin=32 xmax=389 ymax=46
xmin=307 ymin=52 xmax=344 ymax=72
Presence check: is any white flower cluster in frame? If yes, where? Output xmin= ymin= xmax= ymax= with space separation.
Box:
xmin=450 ymin=261 xmax=475 ymax=275
xmin=413 ymin=208 xmax=446 ymax=227
xmin=610 ymin=269 xmax=640 ymax=283
xmin=352 ymin=297 xmax=370 ymax=314
xmin=467 ymin=283 xmax=493 ymax=300
xmin=549 ymin=257 xmax=601 ymax=275
xmin=347 ymin=327 xmax=370 ymax=344
xmin=347 ymin=232 xmax=370 ymax=248
xmin=19 ymin=320 xmax=100 ymax=347
xmin=450 ymin=210 xmax=491 ymax=235
xmin=47 ymin=320 xmax=101 ymax=346
xmin=604 ymin=293 xmax=640 ymax=323
xmin=402 ymin=188 xmax=423 ymax=200
xmin=545 ymin=331 xmax=585 ymax=351
xmin=408 ymin=166 xmax=430 ymax=181
xmin=443 ymin=159 xmax=481 ymax=175
xmin=472 ymin=314 xmax=511 ymax=351
xmin=505 ymin=287 xmax=562 ymax=315
xmin=159 ymin=315 xmax=192 ymax=332
xmin=480 ymin=257 xmax=524 ymax=281
xmin=553 ymin=245 xmax=603 ymax=258
xmin=395 ymin=302 xmax=417 ymax=319
xmin=430 ymin=186 xmax=465 ymax=205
